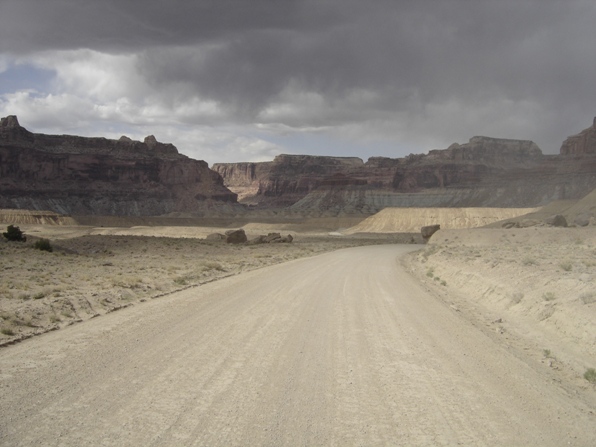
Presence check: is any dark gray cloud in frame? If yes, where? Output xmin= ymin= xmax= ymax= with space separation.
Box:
xmin=0 ymin=0 xmax=322 ymax=53
xmin=1 ymin=0 xmax=595 ymax=161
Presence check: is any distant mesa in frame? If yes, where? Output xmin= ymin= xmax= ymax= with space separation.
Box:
xmin=213 ymin=118 xmax=596 ymax=215
xmin=2 ymin=115 xmax=596 ymax=218
xmin=0 ymin=115 xmax=237 ymax=216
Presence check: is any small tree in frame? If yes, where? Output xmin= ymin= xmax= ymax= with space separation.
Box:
xmin=34 ymin=238 xmax=53 ymax=252
xmin=3 ymin=225 xmax=26 ymax=242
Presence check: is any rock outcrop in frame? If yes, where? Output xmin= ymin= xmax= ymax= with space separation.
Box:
xmin=560 ymin=117 xmax=596 ymax=155
xmin=0 ymin=209 xmax=77 ymax=225
xmin=421 ymin=224 xmax=441 ymax=240
xmin=213 ymin=155 xmax=365 ymax=206
xmin=214 ymin=125 xmax=596 ymax=215
xmin=225 ymin=229 xmax=247 ymax=244
xmin=0 ymin=116 xmax=237 ymax=215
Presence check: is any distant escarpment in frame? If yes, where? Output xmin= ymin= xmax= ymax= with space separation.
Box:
xmin=560 ymin=117 xmax=596 ymax=155
xmin=0 ymin=116 xmax=237 ymax=215
xmin=214 ymin=120 xmax=596 ymax=216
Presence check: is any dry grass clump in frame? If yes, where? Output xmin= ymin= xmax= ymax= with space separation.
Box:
xmin=558 ymin=260 xmax=573 ymax=271
xmin=579 ymin=292 xmax=595 ymax=305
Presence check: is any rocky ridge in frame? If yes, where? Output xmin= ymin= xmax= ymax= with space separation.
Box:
xmin=0 ymin=116 xmax=237 ymax=216
xmin=214 ymin=121 xmax=596 ymax=215
xmin=560 ymin=117 xmax=596 ymax=155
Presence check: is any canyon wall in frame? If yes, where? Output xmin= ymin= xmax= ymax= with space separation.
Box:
xmin=560 ymin=117 xmax=596 ymax=155
xmin=214 ymin=121 xmax=596 ymax=216
xmin=3 ymin=114 xmax=596 ymax=218
xmin=0 ymin=116 xmax=237 ymax=216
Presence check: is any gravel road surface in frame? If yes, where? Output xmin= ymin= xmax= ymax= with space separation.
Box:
xmin=1 ymin=245 xmax=594 ymax=446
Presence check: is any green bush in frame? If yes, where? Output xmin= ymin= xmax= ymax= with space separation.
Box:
xmin=584 ymin=368 xmax=596 ymax=384
xmin=34 ymin=238 xmax=53 ymax=252
xmin=3 ymin=225 xmax=26 ymax=242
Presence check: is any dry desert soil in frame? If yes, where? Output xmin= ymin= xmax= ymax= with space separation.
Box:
xmin=0 ymin=217 xmax=595 ymax=446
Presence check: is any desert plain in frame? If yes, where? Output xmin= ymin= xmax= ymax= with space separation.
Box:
xmin=0 ymin=210 xmax=595 ymax=446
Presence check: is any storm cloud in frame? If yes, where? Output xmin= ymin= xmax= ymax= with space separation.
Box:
xmin=1 ymin=0 xmax=595 ymax=162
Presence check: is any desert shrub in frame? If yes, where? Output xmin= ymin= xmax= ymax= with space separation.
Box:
xmin=559 ymin=261 xmax=572 ymax=272
xmin=542 ymin=292 xmax=556 ymax=301
xmin=522 ymin=257 xmax=537 ymax=266
xmin=202 ymin=261 xmax=225 ymax=272
xmin=34 ymin=238 xmax=53 ymax=252
xmin=173 ymin=277 xmax=188 ymax=286
xmin=584 ymin=368 xmax=596 ymax=384
xmin=579 ymin=292 xmax=596 ymax=305
xmin=511 ymin=292 xmax=524 ymax=304
xmin=1 ymin=328 xmax=15 ymax=336
xmin=3 ymin=225 xmax=26 ymax=242
xmin=426 ymin=267 xmax=435 ymax=278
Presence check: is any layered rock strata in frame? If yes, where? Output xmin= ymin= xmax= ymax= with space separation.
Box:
xmin=0 ymin=116 xmax=237 ymax=215
xmin=214 ymin=124 xmax=596 ymax=215
xmin=560 ymin=117 xmax=596 ymax=155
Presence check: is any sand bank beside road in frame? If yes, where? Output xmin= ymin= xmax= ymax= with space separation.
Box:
xmin=407 ymin=227 xmax=596 ymax=393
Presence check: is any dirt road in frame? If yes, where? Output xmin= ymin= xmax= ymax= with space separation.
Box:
xmin=1 ymin=245 xmax=594 ymax=446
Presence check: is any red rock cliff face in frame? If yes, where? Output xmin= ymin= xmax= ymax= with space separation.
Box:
xmin=214 ymin=128 xmax=596 ymax=214
xmin=0 ymin=116 xmax=237 ymax=215
xmin=213 ymin=155 xmax=365 ymax=206
xmin=214 ymin=137 xmax=544 ymax=203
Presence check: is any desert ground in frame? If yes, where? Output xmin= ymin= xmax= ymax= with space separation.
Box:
xmin=0 ymin=219 xmax=418 ymax=345
xmin=1 ymin=212 xmax=595 ymax=445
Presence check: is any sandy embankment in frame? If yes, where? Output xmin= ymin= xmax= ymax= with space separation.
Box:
xmin=343 ymin=207 xmax=540 ymax=234
xmin=406 ymin=226 xmax=596 ymax=384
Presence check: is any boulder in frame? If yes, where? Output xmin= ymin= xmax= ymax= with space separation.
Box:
xmin=247 ymin=233 xmax=293 ymax=244
xmin=421 ymin=224 xmax=440 ymax=240
xmin=517 ymin=219 xmax=542 ymax=228
xmin=225 ymin=229 xmax=247 ymax=244
xmin=265 ymin=232 xmax=282 ymax=243
xmin=206 ymin=233 xmax=226 ymax=241
xmin=247 ymin=235 xmax=268 ymax=245
xmin=545 ymin=214 xmax=567 ymax=227
xmin=574 ymin=213 xmax=592 ymax=227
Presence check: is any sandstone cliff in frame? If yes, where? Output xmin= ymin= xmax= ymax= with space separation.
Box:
xmin=560 ymin=117 xmax=596 ymax=155
xmin=0 ymin=116 xmax=237 ymax=216
xmin=214 ymin=122 xmax=596 ymax=215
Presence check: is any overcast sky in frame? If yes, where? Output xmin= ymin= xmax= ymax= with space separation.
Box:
xmin=1 ymin=0 xmax=595 ymax=164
